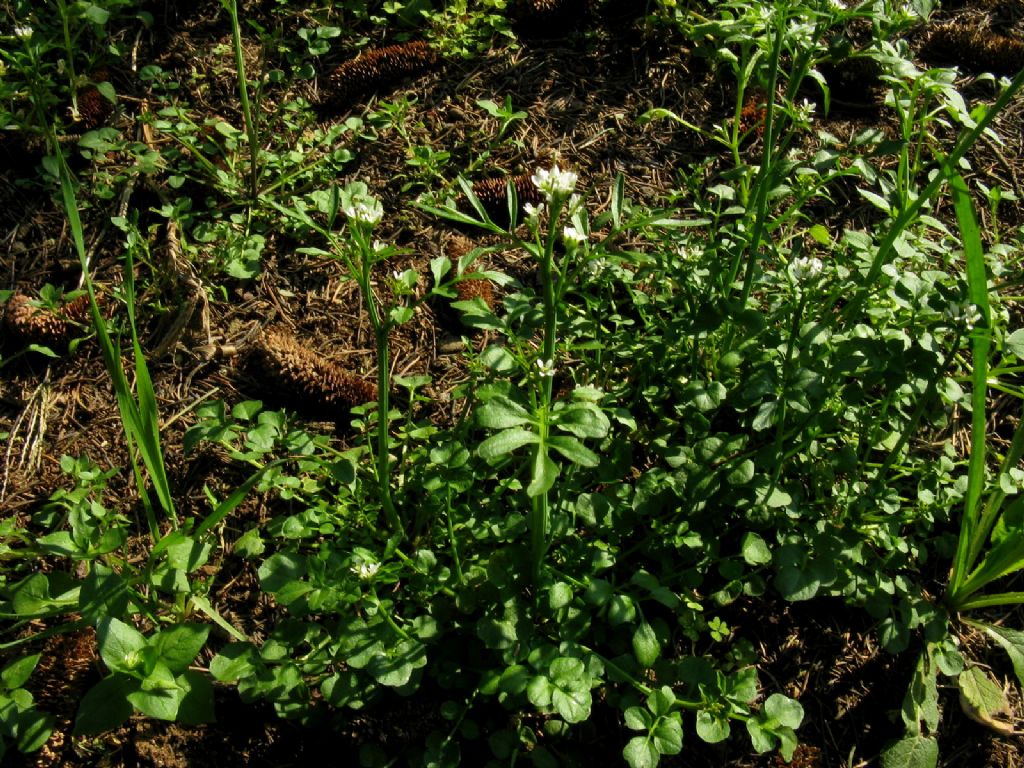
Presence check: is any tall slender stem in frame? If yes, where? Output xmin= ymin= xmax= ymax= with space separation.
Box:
xmin=358 ymin=241 xmax=401 ymax=534
xmin=223 ymin=0 xmax=260 ymax=200
xmin=530 ymin=194 xmax=565 ymax=581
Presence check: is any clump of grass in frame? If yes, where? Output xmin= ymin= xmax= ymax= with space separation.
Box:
xmin=249 ymin=327 xmax=378 ymax=421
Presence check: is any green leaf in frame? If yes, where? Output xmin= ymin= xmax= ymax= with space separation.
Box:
xmin=1006 ymin=328 xmax=1024 ymax=360
xmin=551 ymin=683 xmax=591 ymax=723
xmin=258 ymin=551 xmax=306 ymax=592
xmin=478 ymin=428 xmax=538 ymax=460
xmin=547 ymin=435 xmax=599 ymax=467
xmin=551 ymin=403 xmax=610 ymax=438
xmin=957 ymin=666 xmax=1008 ymax=723
xmin=81 ymin=3 xmax=111 ymax=24
xmin=153 ymin=624 xmax=210 ymax=674
xmin=476 ymin=396 xmax=533 ymax=429
xmin=97 ymin=617 xmax=148 ymax=674
xmin=624 ymin=706 xmax=652 ymax=731
xmin=36 ymin=531 xmax=80 ymax=557
xmin=696 ymin=710 xmax=730 ymax=743
xmin=764 ymin=693 xmax=804 ymax=728
xmin=808 ymin=224 xmax=831 ymax=245
xmin=526 ymin=450 xmax=559 ymax=498
xmin=982 ymin=624 xmax=1024 ymax=687
xmin=73 ymin=675 xmax=136 ymax=736
xmin=1 ymin=655 xmax=40 ymax=691
xmin=176 ymin=670 xmax=215 ymax=725
xmin=652 ymin=715 xmax=683 ymax=754
xmin=547 ymin=658 xmax=591 ymax=723
xmin=647 ymin=686 xmax=676 ymax=717
xmin=10 ymin=573 xmax=76 ymax=616
xmin=15 ymin=708 xmax=54 ymax=753
xmin=740 ymin=532 xmax=772 ymax=565
xmin=367 ymin=640 xmax=427 ymax=687
xmin=622 ymin=737 xmax=658 ymax=768
xmin=209 ymin=643 xmax=257 ymax=682
xmin=549 ymin=582 xmax=573 ymax=610
xmin=79 ymin=566 xmax=130 ymax=623
xmin=745 ymin=718 xmax=773 ymax=754
xmin=526 ymin=676 xmax=553 ymax=709
xmin=632 ymin=621 xmax=660 ymax=668
xmin=128 ymin=675 xmax=185 ymax=721
xmin=880 ymin=735 xmax=939 ymax=768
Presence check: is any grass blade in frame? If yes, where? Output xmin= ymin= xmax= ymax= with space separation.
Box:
xmin=946 ymin=169 xmax=993 ymax=604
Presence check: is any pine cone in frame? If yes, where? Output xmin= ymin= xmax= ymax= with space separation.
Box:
xmin=75 ymin=70 xmax=113 ymax=129
xmin=4 ymin=292 xmax=90 ymax=349
xmin=455 ymin=277 xmax=496 ymax=311
xmin=249 ymin=328 xmax=378 ymax=421
xmin=465 ymin=173 xmax=544 ymax=228
xmin=922 ymin=24 xmax=1024 ymax=76
xmin=321 ymin=41 xmax=439 ymax=111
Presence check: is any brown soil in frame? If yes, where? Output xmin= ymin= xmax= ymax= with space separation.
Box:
xmin=3 ymin=0 xmax=1024 ymax=765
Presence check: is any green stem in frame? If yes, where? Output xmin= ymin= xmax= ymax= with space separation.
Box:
xmin=767 ymin=287 xmax=807 ymax=495
xmin=530 ymin=195 xmax=565 ymax=582
xmin=370 ymin=586 xmax=414 ymax=643
xmin=56 ymin=0 xmax=78 ymax=111
xmin=734 ymin=12 xmax=785 ymax=309
xmin=359 ymin=244 xmax=401 ymax=534
xmin=223 ymin=0 xmax=260 ymax=200
xmin=445 ymin=489 xmax=465 ymax=587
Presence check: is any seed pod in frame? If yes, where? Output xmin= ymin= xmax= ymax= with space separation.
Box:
xmin=921 ymin=24 xmax=1024 ymax=76
xmin=321 ymin=41 xmax=439 ymax=111
xmin=4 ymin=292 xmax=90 ymax=349
xmin=249 ymin=328 xmax=378 ymax=421
xmin=465 ymin=173 xmax=544 ymax=228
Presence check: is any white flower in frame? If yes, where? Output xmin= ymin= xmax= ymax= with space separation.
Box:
xmin=343 ymin=200 xmax=382 ymax=226
xmin=13 ymin=26 xmax=32 ymax=38
xmin=563 ymin=225 xmax=586 ymax=245
xmin=945 ymin=302 xmax=982 ymax=331
xmin=536 ymin=358 xmax=556 ymax=378
xmin=373 ymin=240 xmax=388 ymax=253
xmin=586 ymin=257 xmax=609 ymax=275
xmin=352 ymin=561 xmax=380 ymax=580
xmin=790 ymin=255 xmax=824 ymax=283
xmin=531 ymin=164 xmax=577 ymax=201
xmin=524 ymin=201 xmax=545 ymax=220
xmin=796 ymin=98 xmax=816 ymax=124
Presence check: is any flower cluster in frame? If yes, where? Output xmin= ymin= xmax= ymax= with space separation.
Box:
xmin=944 ymin=302 xmax=983 ymax=331
xmin=344 ymin=200 xmax=383 ymax=227
xmin=536 ymin=358 xmax=556 ymax=378
xmin=531 ymin=164 xmax=577 ymax=201
xmin=352 ymin=561 xmax=380 ymax=581
xmin=789 ymin=255 xmax=824 ymax=283
xmin=562 ymin=225 xmax=586 ymax=246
